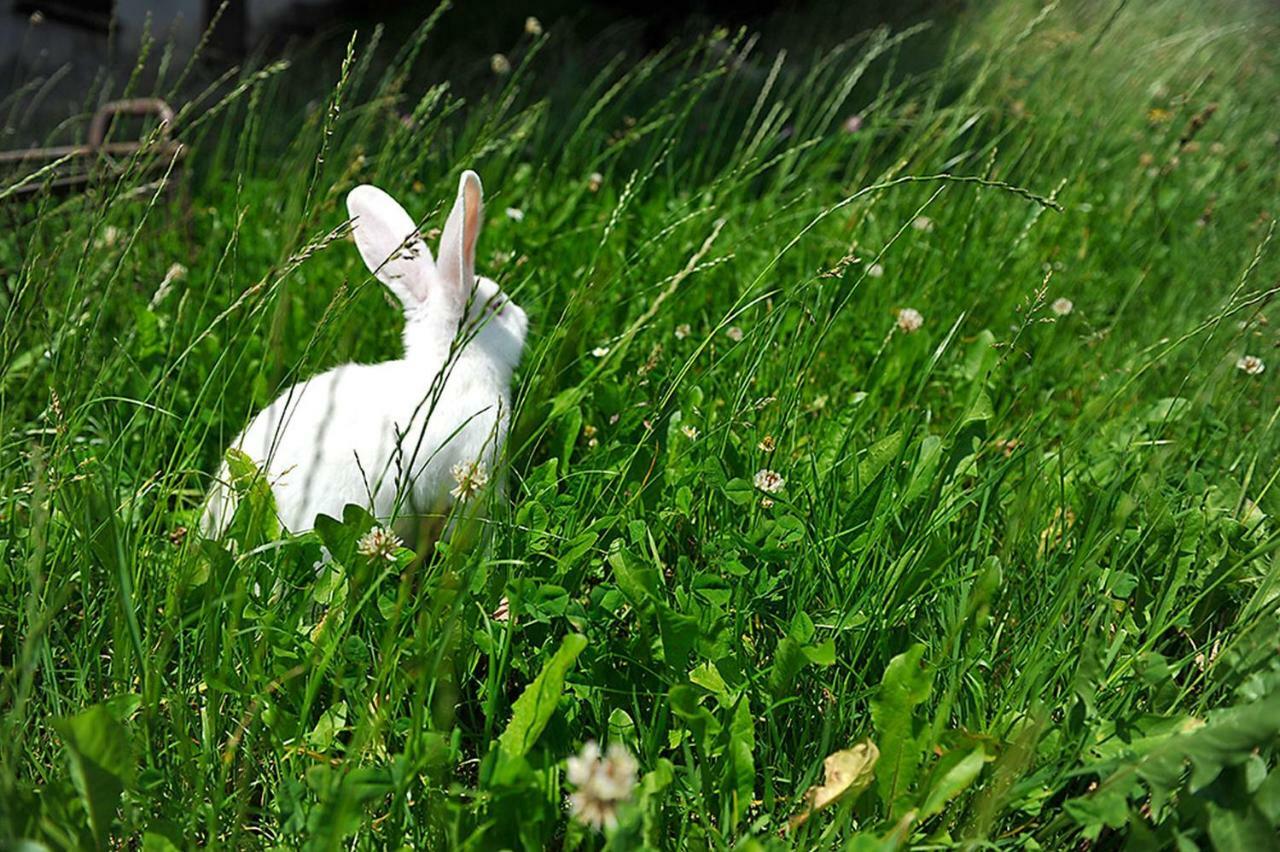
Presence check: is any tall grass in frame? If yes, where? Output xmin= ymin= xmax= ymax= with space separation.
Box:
xmin=2 ymin=0 xmax=1279 ymax=847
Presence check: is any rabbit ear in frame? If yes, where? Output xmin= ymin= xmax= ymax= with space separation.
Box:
xmin=436 ymin=170 xmax=483 ymax=303
xmin=347 ymin=185 xmax=435 ymax=309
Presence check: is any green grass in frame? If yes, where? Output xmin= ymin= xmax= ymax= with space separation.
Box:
xmin=3 ymin=0 xmax=1280 ymax=848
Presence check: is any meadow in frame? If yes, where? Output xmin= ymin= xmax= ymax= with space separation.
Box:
xmin=2 ymin=0 xmax=1279 ymax=847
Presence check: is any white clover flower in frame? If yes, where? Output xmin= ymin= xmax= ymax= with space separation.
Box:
xmin=912 ymin=215 xmax=934 ymax=232
xmin=841 ymin=114 xmax=863 ymax=134
xmin=754 ymin=469 xmax=785 ymax=494
xmin=505 ymin=207 xmax=524 ymax=222
xmin=524 ymin=16 xmax=543 ymax=36
xmin=1236 ymin=354 xmax=1265 ymax=376
xmin=491 ymin=53 xmax=512 ymax=75
xmin=96 ymin=225 xmax=122 ymax=249
xmin=357 ymin=527 xmax=402 ymax=561
xmin=866 ymin=263 xmax=884 ymax=278
xmin=1051 ymin=297 xmax=1074 ymax=317
xmin=588 ymin=171 xmax=604 ymax=192
xmin=758 ymin=435 xmax=776 ymax=453
xmin=450 ymin=460 xmax=490 ymax=501
xmin=591 ymin=346 xmax=610 ymax=358
xmin=566 ymin=741 xmax=638 ymax=831
xmin=726 ymin=326 xmax=745 ymax=342
xmin=896 ymin=307 xmax=924 ymax=333
xmin=674 ymin=323 xmax=691 ymax=340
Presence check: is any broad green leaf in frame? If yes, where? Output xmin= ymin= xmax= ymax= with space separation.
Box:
xmin=54 ymin=704 xmax=135 ymax=845
xmin=1063 ymin=789 xmax=1132 ymax=838
xmin=556 ymin=403 xmax=584 ymax=472
xmin=314 ymin=503 xmax=379 ymax=568
xmin=498 ymin=633 xmax=588 ymax=758
xmin=608 ymin=541 xmax=661 ymax=608
xmin=1147 ymin=688 xmax=1280 ymax=812
xmin=668 ymin=684 xmax=721 ymax=750
xmin=726 ymin=698 xmax=756 ymax=829
xmin=308 ymin=701 xmax=348 ymax=750
xmin=961 ymin=329 xmax=998 ymax=381
xmin=960 ymin=389 xmax=994 ymax=427
xmin=857 ymin=431 xmax=904 ymax=490
xmin=1144 ymin=397 xmax=1191 ymax=425
xmin=723 ymin=477 xmax=756 ymax=506
xmin=871 ymin=645 xmax=933 ymax=812
xmin=142 ymin=831 xmax=184 ymax=852
xmin=843 ymin=834 xmax=899 ymax=852
xmin=223 ymin=448 xmax=280 ymax=547
xmin=1066 ymin=687 xmax=1280 ymax=834
xmin=769 ymin=617 xmax=832 ymax=697
xmin=790 ymin=611 xmax=816 ymax=644
xmin=1253 ymin=766 xmax=1280 ymax=824
xmin=803 ymin=639 xmax=837 ymax=667
xmin=608 ymin=708 xmax=637 ymax=748
xmin=919 ymin=747 xmax=988 ymax=819
xmin=689 ymin=661 xmax=731 ymax=704
xmin=1207 ymin=802 xmax=1276 ymax=851
xmin=640 ymin=758 xmax=676 ymax=848
xmin=1070 ymin=637 xmax=1103 ymax=720
xmin=556 ymin=530 xmax=599 ymax=571
xmin=904 ymin=435 xmax=943 ymax=503
xmin=965 ymin=556 xmax=1003 ymax=623
xmin=658 ymin=603 xmax=699 ymax=670
xmin=767 ymin=635 xmax=810 ymax=698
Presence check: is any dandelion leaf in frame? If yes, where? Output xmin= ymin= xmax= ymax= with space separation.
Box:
xmin=871 ymin=644 xmax=933 ymax=812
xmin=498 ymin=633 xmax=588 ymax=758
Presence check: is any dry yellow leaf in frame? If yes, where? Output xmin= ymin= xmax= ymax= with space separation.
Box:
xmin=789 ymin=739 xmax=879 ymax=830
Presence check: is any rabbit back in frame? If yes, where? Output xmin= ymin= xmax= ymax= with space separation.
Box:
xmin=203 ymin=356 xmax=509 ymax=537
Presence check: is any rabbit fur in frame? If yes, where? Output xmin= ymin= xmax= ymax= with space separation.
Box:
xmin=202 ymin=170 xmax=528 ymax=544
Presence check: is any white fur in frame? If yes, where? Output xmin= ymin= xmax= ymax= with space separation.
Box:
xmin=203 ymin=171 xmax=528 ymax=541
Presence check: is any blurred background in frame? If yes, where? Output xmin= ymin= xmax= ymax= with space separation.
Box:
xmin=1 ymin=0 xmax=954 ymax=147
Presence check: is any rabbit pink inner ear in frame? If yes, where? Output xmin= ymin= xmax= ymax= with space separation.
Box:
xmin=346 ymin=184 xmax=434 ymax=307
xmin=437 ymin=170 xmax=484 ymax=299
xmin=460 ymin=172 xmax=482 ymax=274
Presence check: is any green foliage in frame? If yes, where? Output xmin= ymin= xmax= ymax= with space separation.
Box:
xmin=497 ymin=633 xmax=588 ymax=761
xmin=2 ymin=0 xmax=1279 ymax=848
xmin=1064 ymin=624 xmax=1280 ymax=847
xmin=53 ymin=703 xmax=136 ymax=846
xmin=871 ymin=645 xmax=934 ymax=815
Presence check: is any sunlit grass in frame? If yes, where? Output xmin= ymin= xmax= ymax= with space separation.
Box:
xmin=2 ymin=1 xmax=1278 ymax=848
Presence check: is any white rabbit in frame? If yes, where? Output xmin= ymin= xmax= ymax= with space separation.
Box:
xmin=202 ymin=170 xmax=528 ymax=544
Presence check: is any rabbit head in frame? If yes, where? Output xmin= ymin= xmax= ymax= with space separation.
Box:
xmin=347 ymin=171 xmax=528 ymax=375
